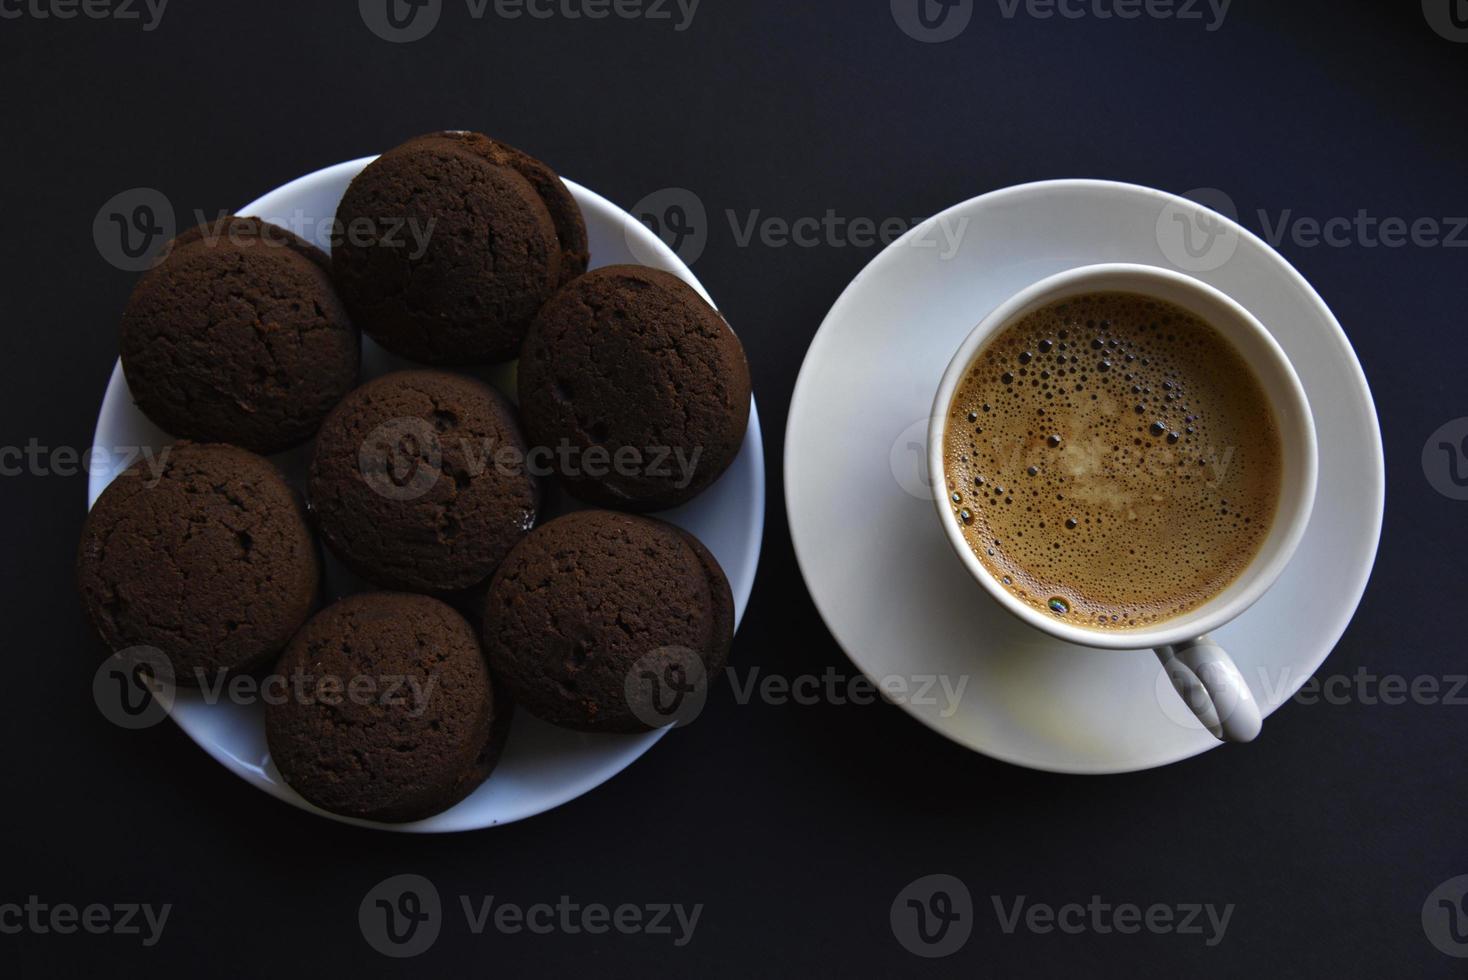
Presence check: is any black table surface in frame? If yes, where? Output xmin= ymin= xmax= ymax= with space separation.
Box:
xmin=4 ymin=1 xmax=1465 ymax=976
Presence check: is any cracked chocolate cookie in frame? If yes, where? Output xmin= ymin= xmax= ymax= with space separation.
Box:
xmin=331 ymin=131 xmax=582 ymax=364
xmin=75 ymin=442 xmax=320 ymax=683
xmin=482 ymin=510 xmax=733 ymax=733
xmin=265 ymin=592 xmax=511 ymax=823
xmin=673 ymin=524 xmax=736 ymax=674
xmin=119 ymin=216 xmax=360 ymax=454
xmin=468 ymin=134 xmax=589 ymax=287
xmin=517 ymin=265 xmax=752 ymax=511
xmin=308 ymin=369 xmax=539 ymax=593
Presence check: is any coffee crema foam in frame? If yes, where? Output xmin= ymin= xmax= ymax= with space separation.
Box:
xmin=942 ymin=291 xmax=1283 ymax=630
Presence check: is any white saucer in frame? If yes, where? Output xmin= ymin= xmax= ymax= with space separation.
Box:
xmin=87 ymin=157 xmax=766 ymax=830
xmin=784 ymin=179 xmax=1382 ymax=773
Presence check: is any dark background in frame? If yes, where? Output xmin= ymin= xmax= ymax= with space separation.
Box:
xmin=4 ymin=0 xmax=1465 ymax=975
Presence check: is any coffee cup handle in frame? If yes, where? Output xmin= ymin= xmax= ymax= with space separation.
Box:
xmin=1154 ymin=635 xmax=1262 ymax=743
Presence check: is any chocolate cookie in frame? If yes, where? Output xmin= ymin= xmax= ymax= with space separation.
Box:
xmin=76 ymin=442 xmax=320 ymax=684
xmin=265 ymin=592 xmax=510 ymax=823
xmin=308 ymin=370 xmax=539 ymax=593
xmin=673 ymin=525 xmax=736 ymax=674
xmin=331 ymin=131 xmax=575 ymax=364
xmin=468 ymin=134 xmax=589 ymax=286
xmin=119 ymin=216 xmax=360 ymax=454
xmin=482 ymin=510 xmax=733 ymax=733
xmin=517 ymin=265 xmax=752 ymax=511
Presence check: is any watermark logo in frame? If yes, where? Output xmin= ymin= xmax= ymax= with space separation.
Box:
xmin=1423 ymin=418 xmax=1468 ymax=500
xmin=890 ymin=417 xmax=938 ymax=502
xmin=1152 ymin=650 xmax=1256 ymax=734
xmin=93 ymin=646 xmax=175 ymax=730
xmin=359 ymin=0 xmax=442 ymax=42
xmin=360 ymin=875 xmax=443 ymax=958
xmin=93 ymin=188 xmax=175 ymax=272
xmin=627 ymin=187 xmax=709 ymax=267
xmin=625 ymin=646 xmax=709 ymax=728
xmin=359 ymin=417 xmax=444 ymax=502
xmin=892 ymin=0 xmax=974 ymax=43
xmin=1423 ymin=0 xmax=1468 ymax=41
xmin=1156 ymin=186 xmax=1240 ymax=273
xmin=1423 ymin=876 xmax=1468 ymax=957
xmin=891 ymin=874 xmax=973 ymax=957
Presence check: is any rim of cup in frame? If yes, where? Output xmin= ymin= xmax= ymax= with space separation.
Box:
xmin=926 ymin=263 xmax=1319 ymax=651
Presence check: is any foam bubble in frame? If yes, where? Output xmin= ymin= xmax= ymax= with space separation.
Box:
xmin=941 ymin=292 xmax=1282 ymax=629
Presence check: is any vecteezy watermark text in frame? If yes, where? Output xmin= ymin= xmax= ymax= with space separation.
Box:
xmin=892 ymin=0 xmax=1229 ymax=43
xmin=1254 ymin=209 xmax=1468 ymax=250
xmin=3 ymin=441 xmax=170 ymax=483
xmin=0 ymin=0 xmax=167 ymax=31
xmin=460 ymin=895 xmax=701 ymax=945
xmin=992 ymin=895 xmax=1234 ymax=946
xmin=1154 ymin=663 xmax=1468 ymax=733
xmin=359 ymin=0 xmax=700 ymax=43
xmin=993 ymin=0 xmax=1231 ymax=31
xmin=0 ymin=897 xmax=171 ymax=947
xmin=359 ymin=418 xmax=702 ymax=501
xmin=726 ymin=667 xmax=968 ymax=718
xmin=726 ymin=209 xmax=969 ymax=258
xmin=179 ymin=211 xmax=436 ymax=262
xmin=187 ymin=211 xmax=437 ymax=261
xmin=192 ymin=669 xmax=440 ymax=716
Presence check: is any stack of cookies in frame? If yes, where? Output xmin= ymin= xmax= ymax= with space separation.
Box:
xmin=77 ymin=132 xmax=751 ymax=823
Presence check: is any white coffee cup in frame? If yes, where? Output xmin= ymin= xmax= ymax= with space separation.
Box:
xmin=927 ymin=264 xmax=1318 ymax=743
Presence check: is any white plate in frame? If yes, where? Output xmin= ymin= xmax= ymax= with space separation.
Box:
xmin=784 ymin=179 xmax=1383 ymax=773
xmin=87 ymin=157 xmax=766 ymax=830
